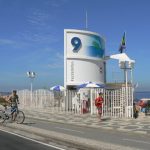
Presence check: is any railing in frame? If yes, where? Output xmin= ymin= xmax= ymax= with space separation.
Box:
xmin=17 ymin=87 xmax=134 ymax=118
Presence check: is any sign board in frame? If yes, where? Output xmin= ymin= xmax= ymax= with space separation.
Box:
xmin=64 ymin=29 xmax=105 ymax=88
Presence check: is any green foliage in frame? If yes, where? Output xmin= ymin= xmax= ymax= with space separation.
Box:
xmin=92 ymin=41 xmax=101 ymax=49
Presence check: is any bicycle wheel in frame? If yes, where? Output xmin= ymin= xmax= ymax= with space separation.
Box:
xmin=16 ymin=110 xmax=25 ymax=124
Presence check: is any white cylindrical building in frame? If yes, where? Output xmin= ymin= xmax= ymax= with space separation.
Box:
xmin=64 ymin=29 xmax=106 ymax=89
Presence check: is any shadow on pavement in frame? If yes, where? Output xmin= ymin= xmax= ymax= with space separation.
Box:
xmin=23 ymin=122 xmax=36 ymax=125
xmin=101 ymin=117 xmax=111 ymax=121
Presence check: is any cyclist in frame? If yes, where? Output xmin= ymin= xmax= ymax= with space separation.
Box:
xmin=9 ymin=90 xmax=19 ymax=121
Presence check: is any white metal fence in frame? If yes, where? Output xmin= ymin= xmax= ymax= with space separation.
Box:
xmin=18 ymin=89 xmax=54 ymax=109
xmin=18 ymin=86 xmax=134 ymax=118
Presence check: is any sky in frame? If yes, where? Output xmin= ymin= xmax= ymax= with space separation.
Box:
xmin=0 ymin=0 xmax=150 ymax=91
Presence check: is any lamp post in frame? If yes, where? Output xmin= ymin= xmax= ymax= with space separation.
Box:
xmin=119 ymin=61 xmax=134 ymax=85
xmin=27 ymin=71 xmax=36 ymax=104
xmin=119 ymin=61 xmax=134 ymax=117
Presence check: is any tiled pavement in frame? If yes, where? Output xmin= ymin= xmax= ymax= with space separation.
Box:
xmin=23 ymin=108 xmax=150 ymax=135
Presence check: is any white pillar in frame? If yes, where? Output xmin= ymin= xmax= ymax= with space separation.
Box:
xmin=125 ymin=68 xmax=128 ymax=117
xmin=90 ymin=89 xmax=93 ymax=115
xmin=131 ymin=86 xmax=134 ymax=118
xmin=31 ymin=80 xmax=32 ymax=102
xmin=130 ymin=69 xmax=133 ymax=84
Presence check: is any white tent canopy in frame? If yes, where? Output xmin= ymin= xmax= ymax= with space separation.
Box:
xmin=110 ymin=53 xmax=135 ymax=63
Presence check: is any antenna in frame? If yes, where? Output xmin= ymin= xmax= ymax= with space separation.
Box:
xmin=85 ymin=11 xmax=88 ymax=30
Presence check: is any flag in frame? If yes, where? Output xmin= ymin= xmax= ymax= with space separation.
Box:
xmin=119 ymin=32 xmax=126 ymax=53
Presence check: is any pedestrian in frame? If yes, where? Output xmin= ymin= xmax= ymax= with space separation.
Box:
xmin=95 ymin=92 xmax=104 ymax=121
xmin=133 ymin=102 xmax=139 ymax=119
xmin=9 ymin=90 xmax=19 ymax=121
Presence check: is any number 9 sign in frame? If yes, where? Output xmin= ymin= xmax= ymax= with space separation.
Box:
xmin=71 ymin=37 xmax=81 ymax=51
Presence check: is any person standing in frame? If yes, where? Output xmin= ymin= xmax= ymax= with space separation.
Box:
xmin=9 ymin=90 xmax=19 ymax=121
xmin=133 ymin=102 xmax=140 ymax=119
xmin=95 ymin=93 xmax=104 ymax=121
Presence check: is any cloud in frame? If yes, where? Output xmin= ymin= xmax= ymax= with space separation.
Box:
xmin=0 ymin=38 xmax=30 ymax=49
xmin=21 ymin=31 xmax=59 ymax=44
xmin=26 ymin=0 xmax=69 ymax=29
xmin=48 ymin=63 xmax=63 ymax=69
xmin=47 ymin=52 xmax=64 ymax=69
xmin=0 ymin=39 xmax=15 ymax=45
xmin=56 ymin=52 xmax=64 ymax=59
xmin=23 ymin=8 xmax=60 ymax=44
xmin=45 ymin=0 xmax=68 ymax=8
xmin=37 ymin=72 xmax=57 ymax=77
xmin=51 ymin=2 xmax=61 ymax=8
xmin=43 ymin=47 xmax=54 ymax=52
xmin=27 ymin=9 xmax=53 ymax=29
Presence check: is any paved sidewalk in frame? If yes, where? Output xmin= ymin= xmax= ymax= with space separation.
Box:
xmin=23 ymin=108 xmax=150 ymax=135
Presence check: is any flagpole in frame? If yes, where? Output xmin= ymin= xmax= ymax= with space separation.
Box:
xmin=125 ymin=65 xmax=128 ymax=118
xmin=85 ymin=11 xmax=88 ymax=30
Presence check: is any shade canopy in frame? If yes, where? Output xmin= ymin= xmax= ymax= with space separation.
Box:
xmin=77 ymin=82 xmax=105 ymax=89
xmin=110 ymin=53 xmax=135 ymax=63
xmin=50 ymin=85 xmax=65 ymax=91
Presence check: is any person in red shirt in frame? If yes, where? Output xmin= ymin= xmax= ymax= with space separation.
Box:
xmin=95 ymin=93 xmax=104 ymax=121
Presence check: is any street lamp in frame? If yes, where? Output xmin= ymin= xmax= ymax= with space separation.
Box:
xmin=27 ymin=71 xmax=36 ymax=104
xmin=119 ymin=60 xmax=135 ymax=84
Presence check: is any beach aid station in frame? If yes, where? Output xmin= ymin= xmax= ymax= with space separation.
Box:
xmin=63 ymin=29 xmax=135 ymax=117
xmin=17 ymin=29 xmax=135 ymax=118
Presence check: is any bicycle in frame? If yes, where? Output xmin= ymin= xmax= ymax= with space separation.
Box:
xmin=0 ymin=106 xmax=25 ymax=124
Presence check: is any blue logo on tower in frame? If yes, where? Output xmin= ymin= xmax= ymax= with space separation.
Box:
xmin=71 ymin=37 xmax=81 ymax=52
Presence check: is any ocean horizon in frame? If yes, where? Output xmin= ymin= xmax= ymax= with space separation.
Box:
xmin=134 ymin=91 xmax=150 ymax=100
xmin=0 ymin=92 xmax=11 ymax=96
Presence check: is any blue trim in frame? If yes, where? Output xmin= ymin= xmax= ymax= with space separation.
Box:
xmin=52 ymin=85 xmax=62 ymax=91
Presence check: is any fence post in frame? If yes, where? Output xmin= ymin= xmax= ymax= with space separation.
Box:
xmin=90 ymin=89 xmax=93 ymax=115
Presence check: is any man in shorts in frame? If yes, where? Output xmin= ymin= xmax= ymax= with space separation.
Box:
xmin=95 ymin=93 xmax=104 ymax=121
xmin=9 ymin=90 xmax=19 ymax=121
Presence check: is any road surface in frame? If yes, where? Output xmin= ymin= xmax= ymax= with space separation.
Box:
xmin=0 ymin=129 xmax=65 ymax=150
xmin=24 ymin=118 xmax=150 ymax=150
